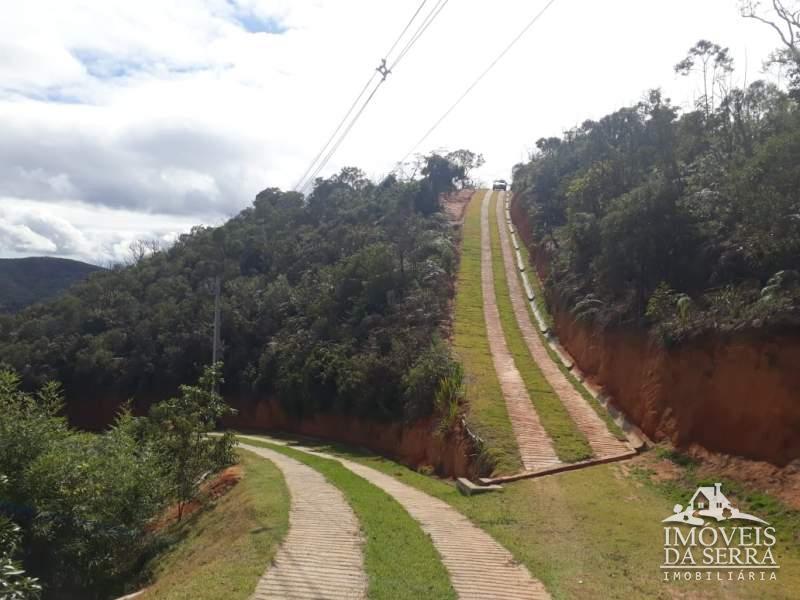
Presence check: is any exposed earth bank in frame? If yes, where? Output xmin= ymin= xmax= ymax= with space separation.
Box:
xmin=510 ymin=198 xmax=800 ymax=467
xmin=224 ymin=399 xmax=478 ymax=478
xmin=69 ymin=395 xmax=477 ymax=478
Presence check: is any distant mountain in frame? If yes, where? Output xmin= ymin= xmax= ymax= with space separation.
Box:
xmin=0 ymin=257 xmax=103 ymax=312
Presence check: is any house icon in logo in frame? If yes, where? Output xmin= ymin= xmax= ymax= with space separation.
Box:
xmin=662 ymin=483 xmax=768 ymax=527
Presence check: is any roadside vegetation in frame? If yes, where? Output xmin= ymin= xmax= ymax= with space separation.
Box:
xmin=513 ymin=20 xmax=800 ymax=343
xmin=136 ymin=450 xmax=289 ymax=600
xmin=489 ymin=193 xmax=593 ymax=462
xmin=452 ymin=192 xmax=522 ymax=475
xmin=235 ymin=437 xmax=456 ymax=600
xmin=0 ymin=365 xmax=237 ymax=599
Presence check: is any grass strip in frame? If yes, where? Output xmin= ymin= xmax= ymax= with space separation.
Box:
xmin=453 ymin=191 xmax=522 ymax=475
xmin=489 ymin=194 xmax=593 ymax=462
xmin=236 ymin=437 xmax=456 ymax=600
xmin=137 ymin=450 xmax=290 ymax=600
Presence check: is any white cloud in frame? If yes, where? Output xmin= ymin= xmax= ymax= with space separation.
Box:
xmin=0 ymin=222 xmax=58 ymax=254
xmin=0 ymin=0 xmax=787 ymax=261
xmin=0 ymin=197 xmax=219 ymax=264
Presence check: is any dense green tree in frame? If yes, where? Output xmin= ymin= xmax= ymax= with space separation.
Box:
xmin=0 ymin=155 xmax=465 ymax=424
xmin=513 ymin=45 xmax=800 ymax=341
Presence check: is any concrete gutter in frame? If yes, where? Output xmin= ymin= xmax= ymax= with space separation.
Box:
xmin=478 ymin=450 xmax=638 ymax=485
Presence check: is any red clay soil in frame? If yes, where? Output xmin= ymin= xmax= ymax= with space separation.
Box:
xmin=687 ymin=445 xmax=800 ymax=510
xmin=509 ymin=196 xmax=800 ymax=468
xmin=66 ymin=393 xmax=162 ymax=431
xmin=442 ymin=190 xmax=473 ymax=225
xmin=626 ymin=448 xmax=800 ymax=510
xmin=149 ymin=465 xmax=243 ymax=533
xmin=225 ymin=400 xmax=477 ymax=478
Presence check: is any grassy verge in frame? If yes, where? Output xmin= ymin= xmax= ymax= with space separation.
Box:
xmin=236 ymin=437 xmax=456 ymax=600
xmin=512 ymin=203 xmax=626 ymax=441
xmin=137 ymin=450 xmax=290 ymax=600
xmin=631 ymin=447 xmax=800 ymax=598
xmin=638 ymin=447 xmax=800 ymax=553
xmin=489 ymin=194 xmax=593 ymax=462
xmin=288 ymin=436 xmax=800 ymax=600
xmin=453 ymin=191 xmax=522 ymax=475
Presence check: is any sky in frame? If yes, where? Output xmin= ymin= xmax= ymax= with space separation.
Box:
xmin=0 ymin=0 xmax=784 ymax=264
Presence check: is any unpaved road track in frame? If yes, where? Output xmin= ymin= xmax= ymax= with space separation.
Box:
xmin=239 ymin=435 xmax=551 ymax=600
xmin=240 ymin=443 xmax=367 ymax=600
xmin=480 ymin=190 xmax=561 ymax=471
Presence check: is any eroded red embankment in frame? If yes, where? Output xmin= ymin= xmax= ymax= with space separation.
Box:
xmin=511 ymin=199 xmax=800 ymax=466
xmin=67 ymin=393 xmax=475 ymax=477
xmin=225 ymin=399 xmax=476 ymax=478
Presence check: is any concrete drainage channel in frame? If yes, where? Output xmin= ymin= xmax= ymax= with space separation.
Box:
xmin=456 ymin=449 xmax=639 ymax=494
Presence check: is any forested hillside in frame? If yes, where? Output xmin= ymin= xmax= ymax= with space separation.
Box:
xmin=0 ymin=257 xmax=102 ymax=312
xmin=0 ymin=155 xmax=478 ymax=422
xmin=513 ymin=41 xmax=800 ymax=343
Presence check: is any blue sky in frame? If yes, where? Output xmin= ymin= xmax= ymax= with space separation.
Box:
xmin=0 ymin=0 xmax=784 ymax=264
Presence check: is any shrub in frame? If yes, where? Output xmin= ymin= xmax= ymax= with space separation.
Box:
xmin=22 ymin=415 xmax=170 ymax=596
xmin=434 ymin=362 xmax=466 ymax=435
xmin=402 ymin=338 xmax=456 ymax=421
xmin=148 ymin=363 xmax=238 ymax=521
xmin=0 ymin=366 xmax=238 ymax=598
xmin=0 ymin=477 xmax=41 ymax=600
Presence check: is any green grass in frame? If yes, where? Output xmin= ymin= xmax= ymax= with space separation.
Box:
xmin=453 ymin=191 xmax=522 ymax=475
xmin=640 ymin=446 xmax=800 ymax=551
xmin=235 ymin=437 xmax=456 ymax=600
xmin=289 ymin=437 xmax=800 ymax=600
xmin=512 ymin=203 xmax=626 ymax=441
xmin=489 ymin=193 xmax=593 ymax=463
xmin=630 ymin=448 xmax=800 ymax=598
xmin=137 ymin=450 xmax=290 ymax=600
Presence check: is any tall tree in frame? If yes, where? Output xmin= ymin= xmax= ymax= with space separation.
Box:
xmin=741 ymin=1 xmax=800 ymax=95
xmin=674 ymin=40 xmax=734 ymax=116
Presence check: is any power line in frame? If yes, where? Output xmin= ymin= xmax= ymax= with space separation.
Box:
xmin=385 ymin=0 xmax=430 ymax=60
xmin=294 ymin=0 xmax=434 ymax=193
xmin=389 ymin=0 xmax=450 ymax=71
xmin=292 ymin=72 xmax=377 ymax=191
xmin=300 ymin=80 xmax=386 ymax=192
xmin=394 ymin=0 xmax=560 ymax=171
xmin=298 ymin=1 xmax=451 ymax=192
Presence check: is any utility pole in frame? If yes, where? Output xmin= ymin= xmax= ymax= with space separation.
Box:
xmin=211 ymin=276 xmax=221 ymax=391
